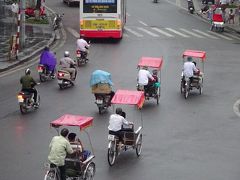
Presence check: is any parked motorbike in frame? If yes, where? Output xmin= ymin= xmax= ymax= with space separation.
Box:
xmin=187 ymin=0 xmax=195 ymax=14
xmin=57 ymin=66 xmax=77 ymax=89
xmin=25 ymin=7 xmax=46 ymax=19
xmin=53 ymin=13 xmax=64 ymax=30
xmin=95 ymin=94 xmax=111 ymax=114
xmin=17 ymin=85 xmax=40 ymax=114
xmin=38 ymin=64 xmax=55 ymax=82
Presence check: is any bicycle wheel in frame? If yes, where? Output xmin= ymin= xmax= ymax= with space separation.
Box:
xmin=136 ymin=134 xmax=143 ymax=156
xmin=107 ymin=141 xmax=117 ymax=166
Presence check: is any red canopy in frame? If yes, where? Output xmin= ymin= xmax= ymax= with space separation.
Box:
xmin=212 ymin=14 xmax=224 ymax=22
xmin=111 ymin=90 xmax=145 ymax=108
xmin=182 ymin=50 xmax=206 ymax=61
xmin=138 ymin=57 xmax=163 ymax=69
xmin=50 ymin=114 xmax=93 ymax=131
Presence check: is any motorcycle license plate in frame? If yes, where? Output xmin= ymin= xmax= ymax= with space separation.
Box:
xmin=108 ymin=135 xmax=115 ymax=141
xmin=38 ymin=69 xmax=43 ymax=73
xmin=96 ymin=99 xmax=103 ymax=104
xmin=58 ymin=80 xmax=63 ymax=84
xmin=76 ymin=54 xmax=81 ymax=57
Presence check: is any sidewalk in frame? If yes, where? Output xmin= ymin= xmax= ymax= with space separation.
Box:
xmin=193 ymin=0 xmax=240 ymax=32
xmin=0 ymin=0 xmax=56 ymax=73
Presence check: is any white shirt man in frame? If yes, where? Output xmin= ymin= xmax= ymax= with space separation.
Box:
xmin=138 ymin=68 xmax=154 ymax=86
xmin=76 ymin=38 xmax=90 ymax=52
xmin=183 ymin=61 xmax=198 ymax=78
xmin=108 ymin=113 xmax=130 ymax=132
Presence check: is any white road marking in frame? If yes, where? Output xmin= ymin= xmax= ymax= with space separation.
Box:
xmin=124 ymin=27 xmax=143 ymax=37
xmin=165 ymin=28 xmax=190 ymax=37
xmin=207 ymin=31 xmax=233 ymax=40
xmin=176 ymin=0 xmax=181 ymax=7
xmin=180 ymin=28 xmax=205 ymax=38
xmin=151 ymin=27 xmax=174 ymax=37
xmin=233 ymin=99 xmax=240 ymax=117
xmin=222 ymin=33 xmax=240 ymax=40
xmin=138 ymin=20 xmax=148 ymax=26
xmin=137 ymin=27 xmax=159 ymax=37
xmin=192 ymin=29 xmax=219 ymax=39
xmin=126 ymin=13 xmax=131 ymax=16
xmin=67 ymin=27 xmax=79 ymax=38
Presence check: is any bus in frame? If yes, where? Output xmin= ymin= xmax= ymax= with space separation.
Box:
xmin=79 ymin=0 xmax=126 ymax=39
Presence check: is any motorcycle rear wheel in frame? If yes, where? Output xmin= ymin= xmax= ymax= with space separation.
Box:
xmin=20 ymin=105 xmax=27 ymax=114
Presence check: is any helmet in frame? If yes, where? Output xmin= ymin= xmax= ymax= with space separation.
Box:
xmin=64 ymin=51 xmax=70 ymax=57
xmin=187 ymin=56 xmax=193 ymax=62
xmin=25 ymin=68 xmax=31 ymax=75
xmin=116 ymin=107 xmax=123 ymax=115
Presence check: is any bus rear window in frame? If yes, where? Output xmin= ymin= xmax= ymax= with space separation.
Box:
xmin=83 ymin=0 xmax=117 ymax=13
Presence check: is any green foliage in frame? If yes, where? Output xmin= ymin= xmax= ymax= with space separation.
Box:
xmin=26 ymin=18 xmax=49 ymax=24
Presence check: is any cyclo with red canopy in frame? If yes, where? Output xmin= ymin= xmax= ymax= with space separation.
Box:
xmin=44 ymin=114 xmax=96 ymax=180
xmin=137 ymin=56 xmax=163 ymax=105
xmin=181 ymin=50 xmax=206 ymax=99
xmin=107 ymin=90 xmax=144 ymax=166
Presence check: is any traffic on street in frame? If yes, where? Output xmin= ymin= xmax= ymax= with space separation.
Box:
xmin=1 ymin=0 xmax=240 ymax=179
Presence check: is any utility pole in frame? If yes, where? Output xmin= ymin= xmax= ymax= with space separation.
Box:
xmin=20 ymin=0 xmax=25 ymax=48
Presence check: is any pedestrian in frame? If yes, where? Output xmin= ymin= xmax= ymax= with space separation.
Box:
xmin=228 ymin=9 xmax=235 ymax=23
xmin=11 ymin=1 xmax=18 ymax=23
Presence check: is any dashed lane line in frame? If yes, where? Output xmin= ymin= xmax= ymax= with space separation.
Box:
xmin=165 ymin=28 xmax=190 ymax=38
xmin=124 ymin=27 xmax=143 ymax=37
xmin=207 ymin=31 xmax=233 ymax=40
xmin=192 ymin=29 xmax=219 ymax=39
xmin=222 ymin=33 xmax=240 ymax=40
xmin=180 ymin=28 xmax=205 ymax=38
xmin=67 ymin=27 xmax=79 ymax=38
xmin=151 ymin=27 xmax=174 ymax=37
xmin=137 ymin=27 xmax=159 ymax=37
xmin=138 ymin=20 xmax=148 ymax=26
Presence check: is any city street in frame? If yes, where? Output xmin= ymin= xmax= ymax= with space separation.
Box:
xmin=1 ymin=0 xmax=240 ymax=179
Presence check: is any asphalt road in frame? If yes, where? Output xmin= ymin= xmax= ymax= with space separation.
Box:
xmin=1 ymin=0 xmax=240 ymax=179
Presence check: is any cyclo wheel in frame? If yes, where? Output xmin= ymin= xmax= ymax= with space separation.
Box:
xmin=156 ymin=87 xmax=160 ymax=105
xmin=136 ymin=134 xmax=143 ymax=157
xmin=184 ymin=83 xmax=189 ymax=99
xmin=45 ymin=169 xmax=59 ymax=180
xmin=180 ymin=80 xmax=184 ymax=94
xmin=107 ymin=141 xmax=117 ymax=166
xmin=84 ymin=162 xmax=96 ymax=180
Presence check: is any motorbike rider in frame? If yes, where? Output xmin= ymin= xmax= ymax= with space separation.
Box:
xmin=39 ymin=46 xmax=57 ymax=78
xmin=76 ymin=37 xmax=90 ymax=60
xmin=138 ymin=66 xmax=155 ymax=93
xmin=48 ymin=128 xmax=77 ymax=180
xmin=59 ymin=51 xmax=76 ymax=80
xmin=20 ymin=68 xmax=38 ymax=105
xmin=108 ymin=108 xmax=133 ymax=143
xmin=187 ymin=0 xmax=194 ymax=13
xmin=183 ymin=56 xmax=198 ymax=84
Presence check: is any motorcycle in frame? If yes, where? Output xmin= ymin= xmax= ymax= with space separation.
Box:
xmin=153 ymin=0 xmax=158 ymax=3
xmin=57 ymin=66 xmax=77 ymax=89
xmin=17 ymin=84 xmax=40 ymax=114
xmin=38 ymin=64 xmax=55 ymax=82
xmin=76 ymin=42 xmax=90 ymax=66
xmin=53 ymin=13 xmax=64 ymax=30
xmin=76 ymin=49 xmax=89 ymax=66
xmin=95 ymin=94 xmax=111 ymax=114
xmin=187 ymin=0 xmax=195 ymax=14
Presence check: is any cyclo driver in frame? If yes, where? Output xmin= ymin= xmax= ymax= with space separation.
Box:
xmin=20 ymin=68 xmax=38 ymax=106
xmin=138 ymin=66 xmax=155 ymax=94
xmin=59 ymin=51 xmax=76 ymax=80
xmin=182 ymin=56 xmax=199 ymax=85
xmin=48 ymin=128 xmax=79 ymax=180
xmin=108 ymin=108 xmax=133 ymax=144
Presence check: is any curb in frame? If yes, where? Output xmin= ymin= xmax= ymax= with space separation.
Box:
xmin=0 ymin=6 xmax=57 ymax=73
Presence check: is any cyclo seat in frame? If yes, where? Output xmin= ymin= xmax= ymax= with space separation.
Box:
xmin=122 ymin=131 xmax=135 ymax=145
xmin=65 ymin=156 xmax=82 ymax=177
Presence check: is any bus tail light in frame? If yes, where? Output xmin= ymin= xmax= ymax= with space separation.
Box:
xmin=117 ymin=20 xmax=121 ymax=29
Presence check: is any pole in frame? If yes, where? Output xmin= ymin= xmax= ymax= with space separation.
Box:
xmin=20 ymin=0 xmax=25 ymax=49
